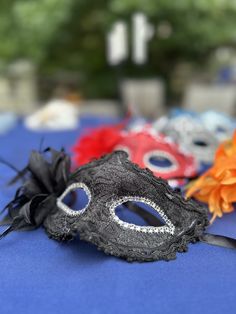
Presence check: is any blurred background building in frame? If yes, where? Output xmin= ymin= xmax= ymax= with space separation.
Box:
xmin=1 ymin=0 xmax=236 ymax=116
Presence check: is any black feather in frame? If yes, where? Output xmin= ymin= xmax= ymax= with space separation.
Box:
xmin=0 ymin=148 xmax=71 ymax=238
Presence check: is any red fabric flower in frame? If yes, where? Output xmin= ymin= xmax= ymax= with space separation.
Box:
xmin=73 ymin=124 xmax=123 ymax=166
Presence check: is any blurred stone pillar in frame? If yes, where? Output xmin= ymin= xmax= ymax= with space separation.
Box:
xmin=8 ymin=60 xmax=38 ymax=114
xmin=0 ymin=77 xmax=12 ymax=110
xmin=183 ymin=84 xmax=236 ymax=116
xmin=120 ymin=79 xmax=165 ymax=118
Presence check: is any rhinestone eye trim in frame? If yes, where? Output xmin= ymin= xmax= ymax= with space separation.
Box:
xmin=109 ymin=196 xmax=175 ymax=235
xmin=143 ymin=150 xmax=178 ymax=173
xmin=57 ymin=183 xmax=91 ymax=217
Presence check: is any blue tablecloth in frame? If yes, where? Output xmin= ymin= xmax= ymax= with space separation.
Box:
xmin=0 ymin=115 xmax=236 ymax=314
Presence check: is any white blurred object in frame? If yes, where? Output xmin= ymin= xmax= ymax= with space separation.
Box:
xmin=24 ymin=99 xmax=79 ymax=131
xmin=107 ymin=21 xmax=128 ymax=66
xmin=132 ymin=13 xmax=154 ymax=64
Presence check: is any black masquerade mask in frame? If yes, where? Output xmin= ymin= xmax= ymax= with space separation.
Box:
xmin=0 ymin=149 xmax=235 ymax=262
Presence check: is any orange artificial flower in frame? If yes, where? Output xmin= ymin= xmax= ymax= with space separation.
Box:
xmin=186 ymin=131 xmax=236 ymax=223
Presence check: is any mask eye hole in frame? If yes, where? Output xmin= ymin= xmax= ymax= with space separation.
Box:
xmin=193 ymin=139 xmax=209 ymax=147
xmin=61 ymin=188 xmax=89 ymax=211
xmin=115 ymin=201 xmax=166 ymax=227
xmin=216 ymin=126 xmax=227 ymax=134
xmin=149 ymin=155 xmax=173 ymax=168
xmin=144 ymin=150 xmax=178 ymax=173
xmin=57 ymin=183 xmax=91 ymax=216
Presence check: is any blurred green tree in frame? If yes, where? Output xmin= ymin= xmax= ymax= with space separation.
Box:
xmin=1 ymin=0 xmax=236 ymax=98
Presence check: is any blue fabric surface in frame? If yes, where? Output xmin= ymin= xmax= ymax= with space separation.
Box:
xmin=0 ymin=115 xmax=236 ymax=314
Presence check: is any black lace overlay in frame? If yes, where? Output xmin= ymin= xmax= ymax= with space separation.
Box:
xmin=44 ymin=151 xmax=209 ymax=262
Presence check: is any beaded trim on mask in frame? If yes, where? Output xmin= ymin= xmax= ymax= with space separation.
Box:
xmin=108 ymin=196 xmax=175 ymax=235
xmin=57 ymin=183 xmax=91 ymax=217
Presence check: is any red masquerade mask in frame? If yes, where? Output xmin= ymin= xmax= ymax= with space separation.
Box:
xmin=115 ymin=130 xmax=197 ymax=186
xmin=73 ymin=125 xmax=197 ymax=187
